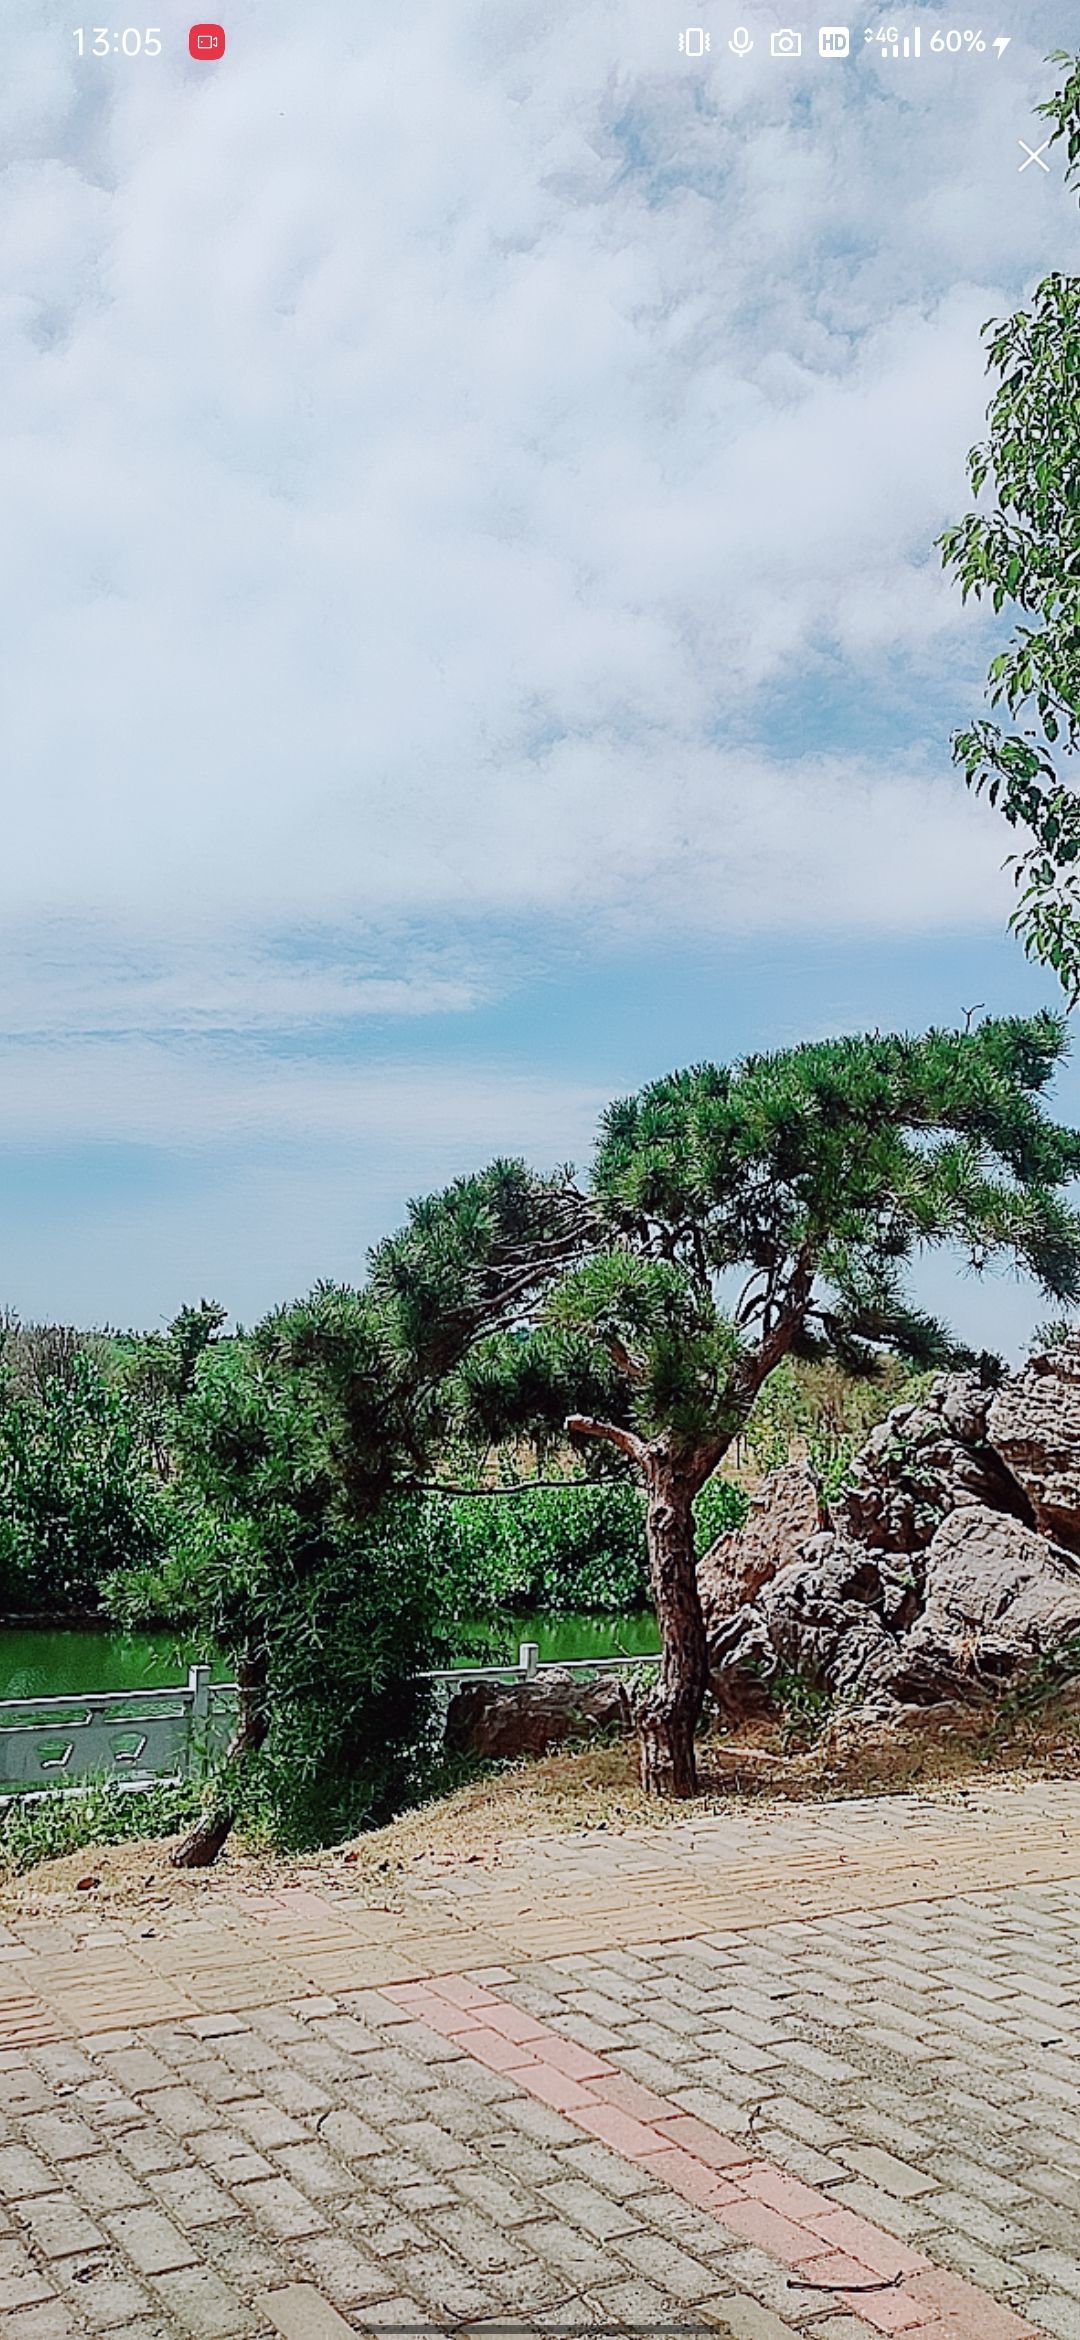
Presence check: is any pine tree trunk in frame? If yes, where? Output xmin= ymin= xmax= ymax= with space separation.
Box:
xmin=170 ymin=1647 xmax=268 ymax=1869
xmin=637 ymin=1456 xmax=709 ymax=1798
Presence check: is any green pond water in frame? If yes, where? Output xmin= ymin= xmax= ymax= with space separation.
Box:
xmin=0 ymin=1612 xmax=660 ymax=1700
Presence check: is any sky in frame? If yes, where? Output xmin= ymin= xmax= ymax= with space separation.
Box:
xmin=0 ymin=0 xmax=1077 ymax=1349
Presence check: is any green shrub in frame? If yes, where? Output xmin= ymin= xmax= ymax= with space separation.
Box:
xmin=415 ymin=1475 xmax=748 ymax=1623
xmin=108 ymin=1346 xmax=438 ymax=1853
xmin=0 ymin=1776 xmax=200 ymax=1878
xmin=0 ymin=1356 xmax=177 ymax=1616
xmin=694 ymin=1477 xmax=749 ymax=1553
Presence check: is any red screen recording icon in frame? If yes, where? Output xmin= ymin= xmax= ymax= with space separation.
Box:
xmin=188 ymin=23 xmax=226 ymax=58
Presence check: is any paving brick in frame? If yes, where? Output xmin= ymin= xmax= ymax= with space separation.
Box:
xmin=0 ymin=2302 xmax=86 ymax=2340
xmin=713 ymin=2293 xmax=816 ymax=2340
xmin=538 ymin=2174 xmax=640 ymax=2240
xmin=0 ymin=2147 xmax=59 ymax=2200
xmin=105 ymin=2207 xmax=199 ymax=2274
xmin=499 ymin=2094 xmax=578 ymax=2147
xmin=255 ymin=2286 xmax=355 ymax=2340
xmin=255 ymin=2069 xmax=332 ymax=2121
xmin=903 ymin=2267 xmax=1040 ymax=2339
xmin=186 ymin=2130 xmax=273 ymax=2186
xmin=825 ymin=2177 xmax=941 ymax=2242
xmin=234 ymin=2176 xmax=328 ymax=2241
xmin=714 ymin=2195 xmax=830 ymax=2266
xmin=426 ymin=2202 xmax=524 ymax=2271
xmin=928 ymin=2188 xmax=1027 ymax=2252
xmin=0 ymin=2238 xmax=56 ymax=2312
xmin=18 ymin=2193 xmax=109 ymax=2261
xmin=196 ymin=2225 xmax=282 ymax=2297
xmin=149 ymin=2268 xmax=254 ymax=2337
xmin=1022 ymin=2294 xmax=1080 ymax=2340
xmin=97 ymin=2051 xmax=174 ymax=2094
xmin=586 ymin=2273 xmax=686 ymax=2327
xmin=137 ymin=2088 xmax=221 ymax=2138
xmin=20 ymin=2115 xmax=99 ymax=2164
xmin=150 ymin=2166 xmax=240 ymax=2227
xmin=52 ymin=2254 xmax=153 ymax=2329
xmin=115 ymin=2128 xmax=190 ymax=2177
xmin=839 ymin=2145 xmax=937 ymax=2199
xmin=610 ymin=2226 xmax=729 ymax=2301
xmin=575 ymin=2102 xmax=668 ymax=2158
xmin=391 ymin=2243 xmax=495 ymax=2321
xmin=638 ymin=2145 xmax=739 ymax=2210
xmin=1016 ymin=2249 xmax=1080 ymax=2305
xmin=929 ymin=2228 xmax=1035 ymax=2298
xmin=653 ymin=2112 xmax=751 ymax=2170
xmin=511 ymin=2215 xmax=612 ymax=2287
xmin=750 ymin=2128 xmax=850 ymax=2188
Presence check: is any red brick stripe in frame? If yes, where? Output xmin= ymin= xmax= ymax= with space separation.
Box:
xmin=385 ymin=1976 xmax=1039 ymax=2340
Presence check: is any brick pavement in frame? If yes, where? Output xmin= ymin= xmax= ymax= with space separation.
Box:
xmin=0 ymin=1779 xmax=1078 ymax=2338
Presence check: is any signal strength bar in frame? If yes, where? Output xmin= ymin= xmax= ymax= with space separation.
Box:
xmin=883 ymin=26 xmax=921 ymax=57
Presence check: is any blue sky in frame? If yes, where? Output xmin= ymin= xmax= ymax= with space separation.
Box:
xmin=1 ymin=0 xmax=1076 ymax=1348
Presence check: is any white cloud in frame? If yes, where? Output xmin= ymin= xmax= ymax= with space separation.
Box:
xmin=0 ymin=0 xmax=1072 ymax=1328
xmin=0 ymin=1035 xmax=605 ymax=1150
xmin=0 ymin=0 xmax=1065 ymax=966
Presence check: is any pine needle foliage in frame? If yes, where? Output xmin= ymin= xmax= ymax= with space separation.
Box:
xmin=395 ymin=1016 xmax=1080 ymax=1795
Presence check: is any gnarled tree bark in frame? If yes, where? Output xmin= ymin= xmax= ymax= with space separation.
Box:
xmin=170 ymin=1645 xmax=269 ymax=1869
xmin=566 ymin=1413 xmax=714 ymax=1799
xmin=637 ymin=1453 xmax=710 ymax=1798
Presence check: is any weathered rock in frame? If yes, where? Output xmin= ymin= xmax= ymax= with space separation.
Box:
xmin=699 ymin=1465 xmax=822 ymax=1635
xmin=707 ymin=1605 xmax=778 ymax=1721
xmin=894 ymin=1503 xmax=1080 ymax=1690
xmin=840 ymin=1371 xmax=1032 ymax=1558
xmin=445 ymin=1669 xmax=632 ymax=1760
xmin=700 ymin=1343 xmax=1080 ymax=1735
xmin=988 ymin=1340 xmax=1080 ymax=1554
xmin=760 ymin=1535 xmax=903 ymax=1703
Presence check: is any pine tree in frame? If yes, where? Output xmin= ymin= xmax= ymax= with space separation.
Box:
xmin=379 ymin=1016 xmax=1080 ymax=1797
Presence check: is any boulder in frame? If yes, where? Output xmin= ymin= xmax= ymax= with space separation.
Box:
xmin=445 ymin=1669 xmax=632 ymax=1760
xmin=707 ymin=1605 xmax=779 ymax=1722
xmin=699 ymin=1465 xmax=822 ymax=1634
xmin=701 ymin=1343 xmax=1080 ymax=1735
xmin=840 ymin=1371 xmax=1032 ymax=1558
xmin=894 ymin=1503 xmax=1080 ymax=1690
xmin=760 ymin=1535 xmax=906 ymax=1703
xmin=988 ymin=1340 xmax=1080 ymax=1554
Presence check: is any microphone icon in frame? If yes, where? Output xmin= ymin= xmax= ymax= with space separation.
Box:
xmin=729 ymin=25 xmax=753 ymax=52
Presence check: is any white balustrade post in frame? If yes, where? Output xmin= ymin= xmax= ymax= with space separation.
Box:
xmin=518 ymin=1641 xmax=540 ymax=1679
xmin=188 ymin=1664 xmax=211 ymax=1720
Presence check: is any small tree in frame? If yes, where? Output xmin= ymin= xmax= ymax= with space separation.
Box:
xmin=939 ymin=52 xmax=1080 ymax=995
xmin=381 ymin=1017 xmax=1080 ymax=1797
xmin=110 ymin=1304 xmax=436 ymax=1863
xmin=112 ymin=1177 xmax=582 ymax=1862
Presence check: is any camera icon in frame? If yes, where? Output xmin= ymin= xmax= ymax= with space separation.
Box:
xmin=770 ymin=27 xmax=802 ymax=54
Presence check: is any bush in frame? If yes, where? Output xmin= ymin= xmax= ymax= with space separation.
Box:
xmin=107 ymin=1346 xmax=440 ymax=1853
xmin=0 ymin=1355 xmax=177 ymax=1616
xmin=0 ymin=1776 xmax=200 ymax=1878
xmin=694 ymin=1477 xmax=749 ymax=1553
xmin=415 ymin=1475 xmax=748 ymax=1624
xmin=233 ymin=1498 xmax=440 ymax=1850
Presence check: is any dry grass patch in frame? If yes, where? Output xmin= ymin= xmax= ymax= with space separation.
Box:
xmin=4 ymin=1691 xmax=1080 ymax=1919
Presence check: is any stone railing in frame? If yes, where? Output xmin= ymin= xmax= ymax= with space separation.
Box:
xmin=0 ymin=1666 xmax=238 ymax=1798
xmin=0 ymin=1644 xmax=658 ymax=1798
xmin=419 ymin=1640 xmax=656 ymax=1684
